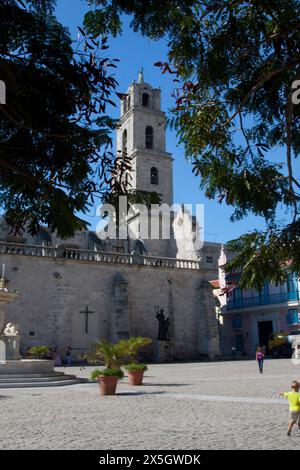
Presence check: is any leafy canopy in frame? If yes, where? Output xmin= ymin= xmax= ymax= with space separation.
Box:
xmin=86 ymin=0 xmax=300 ymax=288
xmin=0 ymin=0 xmax=131 ymax=238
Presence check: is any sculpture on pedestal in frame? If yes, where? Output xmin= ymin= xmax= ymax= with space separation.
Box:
xmin=3 ymin=323 xmax=19 ymax=336
xmin=156 ymin=309 xmax=170 ymax=341
xmin=155 ymin=308 xmax=173 ymax=362
xmin=0 ymin=269 xmax=21 ymax=360
xmin=0 ymin=267 xmax=79 ymax=386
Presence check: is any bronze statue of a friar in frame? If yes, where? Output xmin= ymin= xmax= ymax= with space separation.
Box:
xmin=156 ymin=309 xmax=170 ymax=341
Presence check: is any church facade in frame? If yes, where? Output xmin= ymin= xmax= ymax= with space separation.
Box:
xmin=0 ymin=74 xmax=221 ymax=361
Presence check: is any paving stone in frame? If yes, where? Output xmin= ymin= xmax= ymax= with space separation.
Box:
xmin=0 ymin=359 xmax=300 ymax=449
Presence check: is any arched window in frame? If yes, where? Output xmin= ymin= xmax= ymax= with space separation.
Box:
xmin=122 ymin=129 xmax=128 ymax=155
xmin=142 ymin=93 xmax=149 ymax=107
xmin=127 ymin=95 xmax=131 ymax=110
xmin=145 ymin=126 xmax=153 ymax=149
xmin=151 ymin=167 xmax=159 ymax=185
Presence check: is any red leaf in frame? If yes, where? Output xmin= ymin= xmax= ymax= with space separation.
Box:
xmin=116 ymin=92 xmax=128 ymax=101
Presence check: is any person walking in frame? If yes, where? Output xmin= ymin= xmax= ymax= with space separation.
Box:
xmin=279 ymin=381 xmax=300 ymax=436
xmin=53 ymin=347 xmax=62 ymax=367
xmin=256 ymin=346 xmax=264 ymax=374
xmin=65 ymin=346 xmax=72 ymax=367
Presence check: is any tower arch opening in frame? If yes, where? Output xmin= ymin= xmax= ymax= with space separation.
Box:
xmin=145 ymin=126 xmax=153 ymax=149
xmin=151 ymin=167 xmax=159 ymax=185
xmin=142 ymin=93 xmax=150 ymax=107
xmin=122 ymin=129 xmax=128 ymax=155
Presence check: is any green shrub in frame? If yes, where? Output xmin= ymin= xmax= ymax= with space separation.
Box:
xmin=125 ymin=363 xmax=148 ymax=372
xmin=28 ymin=346 xmax=50 ymax=359
xmin=90 ymin=367 xmax=124 ymax=380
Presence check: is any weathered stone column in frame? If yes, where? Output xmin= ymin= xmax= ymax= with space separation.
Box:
xmin=111 ymin=273 xmax=130 ymax=342
xmin=197 ymin=280 xmax=221 ymax=359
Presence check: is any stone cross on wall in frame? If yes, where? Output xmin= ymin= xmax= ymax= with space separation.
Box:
xmin=80 ymin=306 xmax=95 ymax=334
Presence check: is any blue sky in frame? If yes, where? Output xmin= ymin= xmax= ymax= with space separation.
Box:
xmin=55 ymin=0 xmax=269 ymax=244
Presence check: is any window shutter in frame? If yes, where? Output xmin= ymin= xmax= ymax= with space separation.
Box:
xmin=287 ymin=310 xmax=299 ymax=325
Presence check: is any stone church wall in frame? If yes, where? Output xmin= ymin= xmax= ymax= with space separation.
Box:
xmin=1 ymin=253 xmax=219 ymax=360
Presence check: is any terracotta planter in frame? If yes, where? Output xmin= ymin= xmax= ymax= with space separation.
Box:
xmin=97 ymin=375 xmax=118 ymax=395
xmin=127 ymin=369 xmax=145 ymax=386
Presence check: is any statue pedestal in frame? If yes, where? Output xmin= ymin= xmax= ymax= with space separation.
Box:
xmin=0 ymin=334 xmax=22 ymax=360
xmin=155 ymin=340 xmax=174 ymax=363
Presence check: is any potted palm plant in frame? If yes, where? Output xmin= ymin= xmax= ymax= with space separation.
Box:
xmin=90 ymin=340 xmax=125 ymax=396
xmin=121 ymin=337 xmax=152 ymax=386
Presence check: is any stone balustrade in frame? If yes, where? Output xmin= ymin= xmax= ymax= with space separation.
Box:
xmin=0 ymin=242 xmax=202 ymax=270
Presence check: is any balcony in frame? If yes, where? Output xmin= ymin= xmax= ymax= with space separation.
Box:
xmin=0 ymin=241 xmax=202 ymax=271
xmin=227 ymin=291 xmax=299 ymax=310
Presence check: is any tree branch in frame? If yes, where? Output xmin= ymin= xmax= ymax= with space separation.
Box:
xmin=222 ymin=61 xmax=300 ymax=128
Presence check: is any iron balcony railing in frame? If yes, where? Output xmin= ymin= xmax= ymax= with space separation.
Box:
xmin=227 ymin=290 xmax=299 ymax=310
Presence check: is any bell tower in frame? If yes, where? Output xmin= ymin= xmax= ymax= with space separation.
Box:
xmin=116 ymin=70 xmax=173 ymax=206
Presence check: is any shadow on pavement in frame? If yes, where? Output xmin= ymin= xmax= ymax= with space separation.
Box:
xmin=116 ymin=391 xmax=167 ymax=396
xmin=142 ymin=383 xmax=191 ymax=387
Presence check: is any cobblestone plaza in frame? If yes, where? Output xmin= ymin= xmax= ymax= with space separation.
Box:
xmin=1 ymin=359 xmax=300 ymax=450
